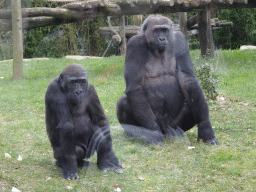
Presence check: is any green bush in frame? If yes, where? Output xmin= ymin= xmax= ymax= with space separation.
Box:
xmin=0 ymin=31 xmax=13 ymax=60
xmin=195 ymin=62 xmax=219 ymax=100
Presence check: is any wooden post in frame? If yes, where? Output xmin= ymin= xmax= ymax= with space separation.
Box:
xmin=119 ymin=16 xmax=126 ymax=55
xmin=179 ymin=12 xmax=188 ymax=41
xmin=198 ymin=6 xmax=214 ymax=57
xmin=12 ymin=0 xmax=23 ymax=80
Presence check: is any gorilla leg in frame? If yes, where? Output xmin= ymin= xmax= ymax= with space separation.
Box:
xmin=57 ymin=126 xmax=79 ymax=180
xmin=117 ymin=95 xmax=139 ymax=125
xmin=75 ymin=146 xmax=91 ymax=168
xmin=85 ymin=126 xmax=122 ymax=174
xmin=54 ymin=146 xmax=90 ymax=168
xmin=117 ymin=95 xmax=164 ymax=145
xmin=177 ymin=72 xmax=217 ymax=144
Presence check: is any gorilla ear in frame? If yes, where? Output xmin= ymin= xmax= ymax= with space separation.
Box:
xmin=59 ymin=74 xmax=65 ymax=92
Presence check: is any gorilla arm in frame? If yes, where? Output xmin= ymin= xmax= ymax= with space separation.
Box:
xmin=86 ymin=84 xmax=122 ymax=173
xmin=87 ymin=83 xmax=109 ymax=128
xmin=174 ymin=31 xmax=217 ymax=144
xmin=124 ymin=36 xmax=159 ymax=131
xmin=45 ymin=78 xmax=78 ymax=179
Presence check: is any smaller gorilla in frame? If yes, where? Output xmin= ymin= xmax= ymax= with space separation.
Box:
xmin=116 ymin=15 xmax=217 ymax=145
xmin=45 ymin=64 xmax=122 ymax=180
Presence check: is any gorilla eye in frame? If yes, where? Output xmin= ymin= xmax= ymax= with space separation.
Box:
xmin=162 ymin=28 xmax=167 ymax=33
xmin=79 ymin=79 xmax=86 ymax=84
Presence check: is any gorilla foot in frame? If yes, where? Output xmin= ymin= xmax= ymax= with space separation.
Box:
xmin=97 ymin=150 xmax=123 ymax=174
xmin=166 ymin=126 xmax=184 ymax=139
xmin=121 ymin=124 xmax=164 ymax=145
xmin=103 ymin=166 xmax=123 ymax=174
xmin=203 ymin=137 xmax=218 ymax=145
xmin=63 ymin=171 xmax=79 ymax=180
xmin=100 ymin=159 xmax=123 ymax=174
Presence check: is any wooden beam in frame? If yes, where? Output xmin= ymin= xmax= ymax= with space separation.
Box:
xmin=179 ymin=12 xmax=188 ymax=40
xmin=12 ymin=0 xmax=23 ymax=80
xmin=0 ymin=17 xmax=79 ymax=32
xmin=0 ymin=0 xmax=254 ymax=32
xmin=187 ymin=14 xmax=198 ymax=30
xmin=0 ymin=8 xmax=90 ymax=19
xmin=198 ymin=5 xmax=215 ymax=57
xmin=119 ymin=16 xmax=126 ymax=55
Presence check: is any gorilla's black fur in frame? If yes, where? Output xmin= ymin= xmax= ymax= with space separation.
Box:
xmin=45 ymin=64 xmax=122 ymax=180
xmin=117 ymin=15 xmax=217 ymax=145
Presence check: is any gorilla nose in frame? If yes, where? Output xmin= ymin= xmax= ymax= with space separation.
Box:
xmin=74 ymin=90 xmax=83 ymax=95
xmin=159 ymin=37 xmax=166 ymax=41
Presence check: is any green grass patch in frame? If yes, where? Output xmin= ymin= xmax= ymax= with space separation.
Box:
xmin=0 ymin=50 xmax=256 ymax=191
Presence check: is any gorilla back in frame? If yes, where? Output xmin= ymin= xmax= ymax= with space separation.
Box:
xmin=117 ymin=15 xmax=217 ymax=145
xmin=45 ymin=64 xmax=122 ymax=180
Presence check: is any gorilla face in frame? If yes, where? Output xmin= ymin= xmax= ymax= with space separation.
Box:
xmin=59 ymin=64 xmax=88 ymax=104
xmin=66 ymin=76 xmax=88 ymax=104
xmin=142 ymin=16 xmax=174 ymax=52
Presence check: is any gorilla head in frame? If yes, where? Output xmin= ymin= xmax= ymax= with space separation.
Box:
xmin=141 ymin=15 xmax=174 ymax=52
xmin=58 ymin=64 xmax=88 ymax=104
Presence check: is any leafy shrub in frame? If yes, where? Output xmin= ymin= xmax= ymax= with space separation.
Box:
xmin=0 ymin=32 xmax=13 ymax=60
xmin=195 ymin=63 xmax=219 ymax=100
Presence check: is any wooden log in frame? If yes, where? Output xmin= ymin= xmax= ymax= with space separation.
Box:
xmin=198 ymin=5 xmax=214 ymax=57
xmin=119 ymin=16 xmax=126 ymax=55
xmin=0 ymin=16 xmax=79 ymax=32
xmin=0 ymin=7 xmax=96 ymax=20
xmin=187 ymin=14 xmax=198 ymax=30
xmin=224 ymin=0 xmax=234 ymax=4
xmin=12 ymin=0 xmax=23 ymax=80
xmin=176 ymin=0 xmax=184 ymax=4
xmin=0 ymin=0 xmax=254 ymax=32
xmin=179 ymin=12 xmax=188 ymax=40
xmin=234 ymin=0 xmax=247 ymax=3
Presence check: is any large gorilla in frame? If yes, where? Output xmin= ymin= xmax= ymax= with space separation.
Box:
xmin=117 ymin=15 xmax=217 ymax=145
xmin=45 ymin=64 xmax=122 ymax=180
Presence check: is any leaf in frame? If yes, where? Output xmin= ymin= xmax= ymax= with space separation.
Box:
xmin=17 ymin=155 xmax=22 ymax=161
xmin=46 ymin=177 xmax=52 ymax=181
xmin=114 ymin=187 xmax=121 ymax=192
xmin=137 ymin=176 xmax=145 ymax=181
xmin=12 ymin=187 xmax=21 ymax=192
xmin=65 ymin=186 xmax=73 ymax=190
xmin=5 ymin=153 xmax=11 ymax=158
xmin=113 ymin=184 xmax=121 ymax=192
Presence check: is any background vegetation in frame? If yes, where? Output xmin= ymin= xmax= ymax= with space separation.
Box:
xmin=214 ymin=9 xmax=256 ymax=49
xmin=0 ymin=50 xmax=256 ymax=191
xmin=1 ymin=0 xmax=256 ymax=60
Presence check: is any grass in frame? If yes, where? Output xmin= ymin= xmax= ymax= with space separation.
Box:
xmin=0 ymin=50 xmax=256 ymax=191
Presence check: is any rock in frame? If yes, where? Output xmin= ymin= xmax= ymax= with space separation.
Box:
xmin=240 ymin=45 xmax=256 ymax=50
